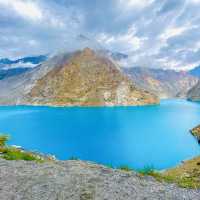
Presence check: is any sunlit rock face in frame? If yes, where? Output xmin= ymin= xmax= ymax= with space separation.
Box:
xmin=27 ymin=48 xmax=159 ymax=106
xmin=123 ymin=67 xmax=199 ymax=99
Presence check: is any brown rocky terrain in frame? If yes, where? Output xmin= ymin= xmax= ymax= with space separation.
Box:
xmin=27 ymin=48 xmax=158 ymax=106
xmin=123 ymin=67 xmax=198 ymax=99
xmin=191 ymin=125 xmax=200 ymax=143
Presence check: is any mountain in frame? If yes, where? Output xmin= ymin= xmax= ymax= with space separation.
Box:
xmin=123 ymin=67 xmax=198 ymax=98
xmin=76 ymin=34 xmax=128 ymax=61
xmin=98 ymin=49 xmax=128 ymax=61
xmin=0 ymin=55 xmax=47 ymax=80
xmin=0 ymin=68 xmax=30 ymax=80
xmin=187 ymin=81 xmax=200 ymax=101
xmin=189 ymin=65 xmax=200 ymax=77
xmin=0 ymin=48 xmax=158 ymax=106
xmin=27 ymin=48 xmax=158 ymax=106
xmin=0 ymin=55 xmax=47 ymax=69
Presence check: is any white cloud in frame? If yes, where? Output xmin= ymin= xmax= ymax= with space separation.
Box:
xmin=190 ymin=0 xmax=200 ymax=4
xmin=160 ymin=26 xmax=187 ymax=40
xmin=0 ymin=0 xmax=43 ymax=21
xmin=97 ymin=28 xmax=144 ymax=53
xmin=0 ymin=0 xmax=200 ymax=70
xmin=119 ymin=0 xmax=154 ymax=9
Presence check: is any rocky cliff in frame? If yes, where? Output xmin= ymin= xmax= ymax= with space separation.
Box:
xmin=187 ymin=81 xmax=200 ymax=101
xmin=123 ymin=67 xmax=198 ymax=99
xmin=190 ymin=124 xmax=200 ymax=143
xmin=0 ymin=158 xmax=199 ymax=200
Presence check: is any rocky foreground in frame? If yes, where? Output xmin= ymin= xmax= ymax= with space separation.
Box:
xmin=0 ymin=158 xmax=200 ymax=200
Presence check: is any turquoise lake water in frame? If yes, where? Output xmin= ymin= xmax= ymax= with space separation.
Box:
xmin=0 ymin=99 xmax=200 ymax=170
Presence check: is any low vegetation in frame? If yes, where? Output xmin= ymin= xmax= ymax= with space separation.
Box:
xmin=110 ymin=162 xmax=200 ymax=189
xmin=0 ymin=134 xmax=9 ymax=146
xmin=68 ymin=156 xmax=79 ymax=160
xmin=162 ymin=157 xmax=200 ymax=189
xmin=0 ymin=134 xmax=43 ymax=162
xmin=117 ymin=165 xmax=133 ymax=172
xmin=138 ymin=165 xmax=155 ymax=175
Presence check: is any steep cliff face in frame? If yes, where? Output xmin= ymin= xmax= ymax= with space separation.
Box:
xmin=187 ymin=81 xmax=200 ymax=101
xmin=123 ymin=67 xmax=198 ymax=99
xmin=27 ymin=48 xmax=158 ymax=106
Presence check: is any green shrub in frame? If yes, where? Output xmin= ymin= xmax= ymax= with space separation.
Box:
xmin=69 ymin=156 xmax=79 ymax=160
xmin=2 ymin=147 xmax=42 ymax=162
xmin=118 ymin=165 xmax=133 ymax=172
xmin=106 ymin=164 xmax=114 ymax=169
xmin=0 ymin=134 xmax=9 ymax=146
xmin=139 ymin=165 xmax=155 ymax=175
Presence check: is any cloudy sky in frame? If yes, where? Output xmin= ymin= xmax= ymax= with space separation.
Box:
xmin=0 ymin=0 xmax=200 ymax=70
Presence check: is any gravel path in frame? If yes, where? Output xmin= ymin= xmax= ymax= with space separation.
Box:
xmin=0 ymin=159 xmax=199 ymax=200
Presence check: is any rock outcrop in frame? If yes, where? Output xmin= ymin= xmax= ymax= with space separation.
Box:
xmin=0 ymin=158 xmax=199 ymax=200
xmin=123 ymin=67 xmax=198 ymax=99
xmin=191 ymin=125 xmax=200 ymax=143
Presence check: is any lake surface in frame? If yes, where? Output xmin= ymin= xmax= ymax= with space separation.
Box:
xmin=0 ymin=99 xmax=200 ymax=170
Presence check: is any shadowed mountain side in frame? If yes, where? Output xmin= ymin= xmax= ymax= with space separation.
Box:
xmin=187 ymin=80 xmax=200 ymax=101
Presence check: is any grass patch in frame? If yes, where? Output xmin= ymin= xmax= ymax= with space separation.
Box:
xmin=0 ymin=134 xmax=43 ymax=162
xmin=105 ymin=164 xmax=114 ymax=169
xmin=68 ymin=156 xmax=79 ymax=160
xmin=139 ymin=165 xmax=155 ymax=175
xmin=117 ymin=165 xmax=133 ymax=172
xmin=0 ymin=134 xmax=9 ymax=146
xmin=162 ymin=157 xmax=200 ymax=189
xmin=1 ymin=147 xmax=43 ymax=162
xmin=137 ymin=161 xmax=200 ymax=189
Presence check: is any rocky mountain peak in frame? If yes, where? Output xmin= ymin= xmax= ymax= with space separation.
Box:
xmin=81 ymin=47 xmax=96 ymax=57
xmin=25 ymin=48 xmax=158 ymax=106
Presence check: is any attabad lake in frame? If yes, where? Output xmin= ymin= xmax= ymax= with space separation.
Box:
xmin=0 ymin=99 xmax=199 ymax=170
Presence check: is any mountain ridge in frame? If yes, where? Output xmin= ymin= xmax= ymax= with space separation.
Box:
xmin=123 ymin=67 xmax=198 ymax=99
xmin=0 ymin=55 xmax=47 ymax=69
xmin=0 ymin=48 xmax=159 ymax=106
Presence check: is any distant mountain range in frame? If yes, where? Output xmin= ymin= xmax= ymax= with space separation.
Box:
xmin=0 ymin=55 xmax=47 ymax=80
xmin=0 ymin=68 xmax=30 ymax=80
xmin=1 ymin=48 xmax=200 ymax=105
xmin=123 ymin=67 xmax=199 ymax=99
xmin=0 ymin=48 xmax=158 ymax=106
xmin=0 ymin=55 xmax=47 ymax=69
xmin=189 ymin=65 xmax=200 ymax=77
